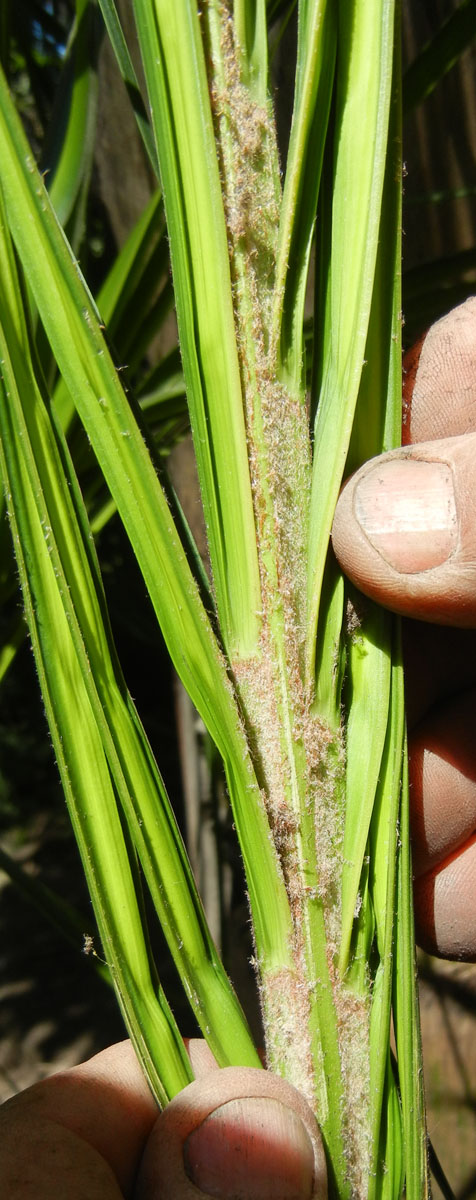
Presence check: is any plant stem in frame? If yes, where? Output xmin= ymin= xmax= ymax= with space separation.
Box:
xmin=204 ymin=6 xmax=351 ymax=1188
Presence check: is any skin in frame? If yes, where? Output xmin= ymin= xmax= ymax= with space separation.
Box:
xmin=1 ymin=300 xmax=476 ymax=1198
xmin=0 ymin=1041 xmax=326 ymax=1200
xmin=332 ymin=297 xmax=476 ymax=961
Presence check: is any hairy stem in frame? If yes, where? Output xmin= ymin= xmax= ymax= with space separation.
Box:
xmin=202 ymin=6 xmax=373 ymax=1192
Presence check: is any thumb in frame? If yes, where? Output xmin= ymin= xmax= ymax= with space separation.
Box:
xmin=135 ymin=1067 xmax=327 ymax=1200
xmin=332 ymin=433 xmax=476 ymax=626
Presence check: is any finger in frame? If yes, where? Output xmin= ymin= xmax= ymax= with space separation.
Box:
xmin=414 ymin=835 xmax=476 ymax=961
xmin=403 ymin=297 xmax=476 ymax=445
xmin=399 ymin=300 xmax=476 ymax=718
xmin=332 ymin=433 xmax=476 ymax=626
xmin=409 ymin=687 xmax=476 ymax=961
xmin=0 ymin=1115 xmax=122 ymax=1200
xmin=135 ymin=1067 xmax=327 ymax=1200
xmin=0 ymin=1041 xmax=158 ymax=1198
xmin=333 ymin=298 xmax=476 ymax=627
xmin=409 ymin=688 xmax=476 ymax=878
xmin=184 ymin=1037 xmax=221 ymax=1076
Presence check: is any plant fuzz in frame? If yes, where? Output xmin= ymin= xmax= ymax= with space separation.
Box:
xmin=205 ymin=6 xmax=372 ymax=1190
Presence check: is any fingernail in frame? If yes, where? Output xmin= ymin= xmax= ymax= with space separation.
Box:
xmin=354 ymin=458 xmax=458 ymax=573
xmin=183 ymin=1097 xmax=315 ymax=1199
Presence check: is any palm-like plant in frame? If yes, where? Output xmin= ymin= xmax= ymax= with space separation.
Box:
xmin=1 ymin=1 xmax=474 ymax=1194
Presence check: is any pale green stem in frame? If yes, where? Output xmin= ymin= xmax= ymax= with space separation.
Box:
xmin=205 ymin=9 xmax=349 ymax=1182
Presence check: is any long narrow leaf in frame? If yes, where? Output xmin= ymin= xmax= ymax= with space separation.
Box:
xmin=306 ymin=0 xmax=395 ymax=684
xmin=0 ymin=338 xmax=191 ymax=1106
xmin=132 ymin=0 xmax=262 ymax=660
xmin=339 ymin=604 xmax=391 ymax=972
xmin=43 ymin=0 xmax=99 ymax=236
xmin=0 ymin=193 xmax=261 ymax=1073
xmin=367 ymin=645 xmax=405 ymax=1196
xmin=234 ymin=0 xmax=269 ymax=103
xmin=95 ymin=187 xmax=165 ymax=338
xmin=96 ymin=0 xmax=159 ymax=175
xmin=0 ymin=62 xmax=295 ymax=990
xmin=393 ymin=749 xmax=429 ymax=1200
xmin=272 ymin=0 xmax=336 ymax=390
xmin=339 ymin=55 xmax=403 ymax=968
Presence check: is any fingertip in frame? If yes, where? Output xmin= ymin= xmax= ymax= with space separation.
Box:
xmin=403 ymin=298 xmax=476 ymax=445
xmin=414 ymin=836 xmax=476 ymax=961
xmin=135 ymin=1068 xmax=327 ymax=1200
xmin=408 ymin=688 xmax=476 ymax=879
xmin=332 ymin=437 xmax=476 ymax=626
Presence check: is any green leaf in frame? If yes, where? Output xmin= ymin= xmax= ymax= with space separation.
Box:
xmin=0 ymin=343 xmax=192 ymax=1104
xmin=42 ymin=0 xmax=100 ymax=238
xmin=393 ymin=750 xmax=429 ymax=1200
xmin=0 ymin=60 xmax=295 ymax=996
xmin=367 ymin=642 xmax=405 ymax=1196
xmin=339 ymin=602 xmax=391 ymax=974
xmin=234 ymin=0 xmax=269 ymax=103
xmin=338 ymin=55 xmax=403 ymax=971
xmin=96 ymin=0 xmax=159 ymax=176
xmin=0 ymin=191 xmax=260 ymax=1078
xmin=95 ymin=187 xmax=166 ymax=343
xmin=272 ymin=0 xmax=336 ymax=391
xmin=306 ymin=0 xmax=396 ymax=683
xmin=132 ymin=0 xmax=262 ymax=660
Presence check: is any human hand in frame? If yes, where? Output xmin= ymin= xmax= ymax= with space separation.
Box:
xmin=0 ymin=1039 xmax=327 ymax=1199
xmin=332 ymin=297 xmax=476 ymax=961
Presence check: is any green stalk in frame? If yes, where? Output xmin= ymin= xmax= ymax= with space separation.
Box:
xmin=0 ymin=196 xmax=259 ymax=1074
xmin=200 ymin=8 xmax=350 ymax=1188
xmin=393 ymin=745 xmax=429 ymax=1200
xmin=132 ymin=0 xmax=262 ymax=661
xmin=0 ymin=349 xmax=191 ymax=1104
xmin=338 ymin=32 xmax=404 ymax=980
xmin=43 ymin=0 xmax=99 ymax=234
xmin=338 ymin=604 xmax=392 ymax=973
xmin=307 ymin=0 xmax=396 ymax=684
xmin=271 ymin=0 xmax=336 ymax=389
xmin=367 ymin=643 xmax=405 ymax=1197
xmin=52 ymin=188 xmax=167 ymax=438
xmin=0 ymin=57 xmax=296 ymax=1029
xmin=95 ymin=188 xmax=165 ymax=344
xmin=233 ymin=0 xmax=269 ymax=102
xmin=96 ymin=0 xmax=159 ymax=175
